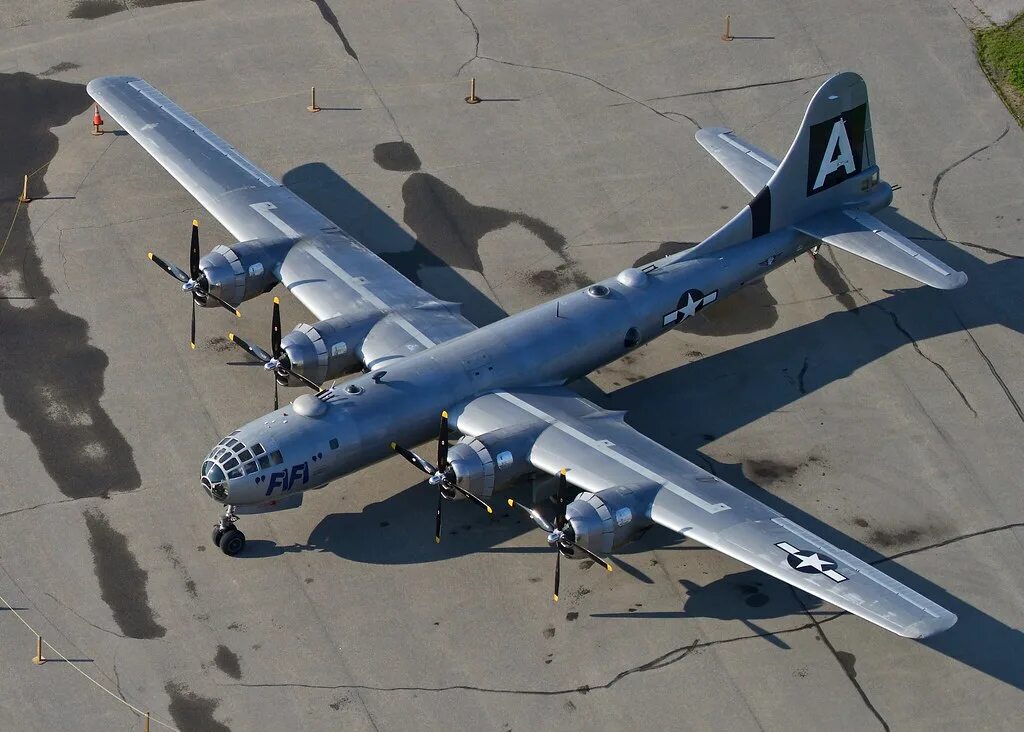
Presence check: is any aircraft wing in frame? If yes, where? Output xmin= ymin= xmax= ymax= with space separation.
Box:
xmin=795 ymin=209 xmax=968 ymax=290
xmin=87 ymin=76 xmax=474 ymax=366
xmin=454 ymin=387 xmax=957 ymax=639
xmin=696 ymin=127 xmax=780 ymax=196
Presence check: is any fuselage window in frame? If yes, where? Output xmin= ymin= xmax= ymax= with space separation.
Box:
xmin=257 ymin=454 xmax=271 ymax=470
xmin=268 ymin=450 xmax=283 ymax=466
xmin=251 ymin=442 xmax=265 ymax=456
xmin=223 ymin=456 xmax=239 ymax=470
xmin=238 ymin=449 xmax=252 ymax=462
xmin=227 ymin=468 xmax=243 ymax=479
xmin=243 ymin=462 xmax=257 ymax=475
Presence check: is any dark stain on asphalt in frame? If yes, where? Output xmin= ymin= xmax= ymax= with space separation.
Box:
xmin=836 ymin=650 xmax=857 ymax=680
xmin=373 ymin=141 xmax=421 ymax=172
xmin=165 ymin=682 xmax=231 ymax=732
xmin=160 ymin=543 xmax=198 ymax=599
xmin=0 ymin=73 xmax=140 ymax=500
xmin=744 ymin=459 xmax=800 ymax=483
xmin=853 ymin=517 xmax=870 ymax=528
xmin=39 ymin=62 xmax=81 ymax=77
xmin=69 ymin=0 xmax=202 ymax=19
xmin=214 ymin=644 xmax=242 ymax=679
xmin=309 ymin=0 xmax=359 ymax=60
xmin=869 ymin=527 xmax=925 ymax=548
xmin=84 ymin=509 xmax=165 ymax=639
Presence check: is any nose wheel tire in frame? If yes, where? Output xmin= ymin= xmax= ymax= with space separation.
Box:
xmin=218 ymin=528 xmax=246 ymax=556
xmin=212 ymin=526 xmax=225 ymax=546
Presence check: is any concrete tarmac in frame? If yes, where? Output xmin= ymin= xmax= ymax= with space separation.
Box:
xmin=0 ymin=1 xmax=1022 ymax=730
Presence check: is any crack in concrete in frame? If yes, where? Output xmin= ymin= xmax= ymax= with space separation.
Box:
xmin=876 ymin=305 xmax=977 ymax=417
xmin=928 ymin=126 xmax=1009 ymax=238
xmin=44 ymin=590 xmax=129 ymax=639
xmin=950 ymin=309 xmax=1024 ymax=426
xmin=0 ymin=497 xmax=77 ymax=519
xmin=478 ymin=55 xmax=685 ymax=127
xmin=877 ymin=521 xmax=1024 ymax=563
xmin=792 ymin=589 xmax=890 ymax=731
xmin=451 ymin=0 xmax=480 ymax=77
xmin=642 ymin=73 xmax=831 ymax=102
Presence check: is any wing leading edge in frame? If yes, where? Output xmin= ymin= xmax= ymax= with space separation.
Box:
xmin=454 ymin=388 xmax=956 ymax=639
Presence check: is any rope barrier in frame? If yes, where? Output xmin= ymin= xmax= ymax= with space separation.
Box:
xmin=0 ymin=161 xmax=55 ymax=263
xmin=0 ymin=589 xmax=180 ymax=731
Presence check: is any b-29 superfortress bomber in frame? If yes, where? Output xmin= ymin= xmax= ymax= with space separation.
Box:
xmin=89 ymin=72 xmax=966 ymax=639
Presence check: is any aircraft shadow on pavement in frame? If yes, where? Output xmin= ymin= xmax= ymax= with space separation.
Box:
xmin=605 ymin=210 xmax=1024 ymax=690
xmin=281 ymin=162 xmax=507 ymax=327
xmin=277 ymin=165 xmax=1024 ymax=690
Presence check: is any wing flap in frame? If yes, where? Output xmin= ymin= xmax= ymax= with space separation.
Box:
xmin=795 ymin=210 xmax=967 ymax=289
xmin=696 ymin=127 xmax=780 ymax=196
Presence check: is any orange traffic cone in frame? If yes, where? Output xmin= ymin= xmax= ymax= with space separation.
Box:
xmin=92 ymin=104 xmax=104 ymax=136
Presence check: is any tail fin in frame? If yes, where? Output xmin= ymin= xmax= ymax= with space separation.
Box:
xmin=754 ymin=71 xmax=885 ymax=236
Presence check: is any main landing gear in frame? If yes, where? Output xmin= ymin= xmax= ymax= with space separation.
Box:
xmin=212 ymin=505 xmax=246 ymax=556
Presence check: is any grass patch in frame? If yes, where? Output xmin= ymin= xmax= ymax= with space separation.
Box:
xmin=976 ymin=13 xmax=1024 ymax=124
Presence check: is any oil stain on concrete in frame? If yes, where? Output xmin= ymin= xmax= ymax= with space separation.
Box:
xmin=165 ymin=681 xmax=231 ymax=732
xmin=68 ymin=0 xmax=203 ymax=20
xmin=214 ymin=644 xmax=242 ymax=679
xmin=0 ymin=72 xmax=140 ymax=499
xmin=84 ymin=509 xmax=165 ymax=639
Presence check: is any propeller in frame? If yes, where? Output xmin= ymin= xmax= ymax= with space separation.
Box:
xmin=507 ymin=469 xmax=612 ymax=602
xmin=228 ymin=296 xmax=322 ymax=409
xmin=147 ymin=219 xmax=240 ymax=348
xmin=391 ymin=411 xmax=493 ymax=542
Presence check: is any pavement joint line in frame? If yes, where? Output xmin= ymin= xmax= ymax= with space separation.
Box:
xmin=0 ymin=589 xmax=180 ymax=731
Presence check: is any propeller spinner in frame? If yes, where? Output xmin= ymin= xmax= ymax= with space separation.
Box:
xmin=391 ymin=411 xmax=493 ymax=542
xmin=147 ymin=219 xmax=240 ymax=348
xmin=228 ymin=296 xmax=322 ymax=409
xmin=508 ymin=469 xmax=612 ymax=602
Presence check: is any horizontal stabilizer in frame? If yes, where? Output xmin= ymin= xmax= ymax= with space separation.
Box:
xmin=796 ymin=210 xmax=967 ymax=289
xmin=696 ymin=127 xmax=779 ymax=196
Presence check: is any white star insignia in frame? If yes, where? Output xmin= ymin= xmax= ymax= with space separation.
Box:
xmin=794 ymin=552 xmax=833 ymax=572
xmin=680 ymin=293 xmax=700 ymax=319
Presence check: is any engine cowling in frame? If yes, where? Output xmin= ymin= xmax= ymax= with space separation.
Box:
xmin=563 ymin=485 xmax=656 ymax=556
xmin=279 ymin=314 xmax=379 ymax=385
xmin=446 ymin=425 xmax=545 ymax=498
xmin=199 ymin=238 xmax=292 ymax=307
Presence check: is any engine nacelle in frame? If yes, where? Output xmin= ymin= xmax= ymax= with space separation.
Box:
xmin=199 ymin=238 xmax=292 ymax=307
xmin=446 ymin=425 xmax=545 ymax=498
xmin=564 ymin=485 xmax=656 ymax=556
xmin=279 ymin=314 xmax=378 ymax=385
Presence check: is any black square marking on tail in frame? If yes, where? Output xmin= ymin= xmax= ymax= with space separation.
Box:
xmin=749 ymin=186 xmax=772 ymax=238
xmin=806 ymin=102 xmax=867 ymax=196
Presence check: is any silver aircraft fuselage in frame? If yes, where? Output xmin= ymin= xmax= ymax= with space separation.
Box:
xmin=202 ymin=222 xmax=824 ymax=507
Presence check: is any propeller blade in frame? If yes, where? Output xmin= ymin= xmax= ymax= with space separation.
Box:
xmin=190 ymin=296 xmax=197 ymax=350
xmin=390 ymin=442 xmax=437 ymax=476
xmin=189 ymin=219 xmax=200 ymax=281
xmin=274 ymin=376 xmax=279 ymax=411
xmin=554 ymin=549 xmax=561 ymax=602
xmin=286 ymin=368 xmax=323 ymax=393
xmin=450 ymin=482 xmax=493 ymax=514
xmin=434 ymin=485 xmax=444 ymax=543
xmin=437 ymin=411 xmax=449 ymax=472
xmin=271 ymin=297 xmax=282 ymax=357
xmin=568 ymin=540 xmax=614 ymax=572
xmin=204 ymin=288 xmax=241 ymax=317
xmin=227 ymin=333 xmax=272 ymax=364
xmin=506 ymin=498 xmax=554 ymax=533
xmin=147 ymin=252 xmax=190 ymax=284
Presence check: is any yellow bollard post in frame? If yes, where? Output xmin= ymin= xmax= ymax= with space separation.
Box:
xmin=17 ymin=174 xmax=30 ymax=204
xmin=465 ymin=77 xmax=481 ymax=104
xmin=721 ymin=15 xmax=733 ymax=42
xmin=307 ymin=86 xmax=321 ymax=113
xmin=144 ymin=711 xmax=151 ymax=732
xmin=32 ymin=634 xmax=45 ymax=665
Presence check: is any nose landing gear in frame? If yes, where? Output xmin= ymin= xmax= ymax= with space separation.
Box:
xmin=212 ymin=505 xmax=246 ymax=556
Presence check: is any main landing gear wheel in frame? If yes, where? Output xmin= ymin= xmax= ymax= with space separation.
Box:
xmin=212 ymin=526 xmax=225 ymax=546
xmin=218 ymin=528 xmax=246 ymax=556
